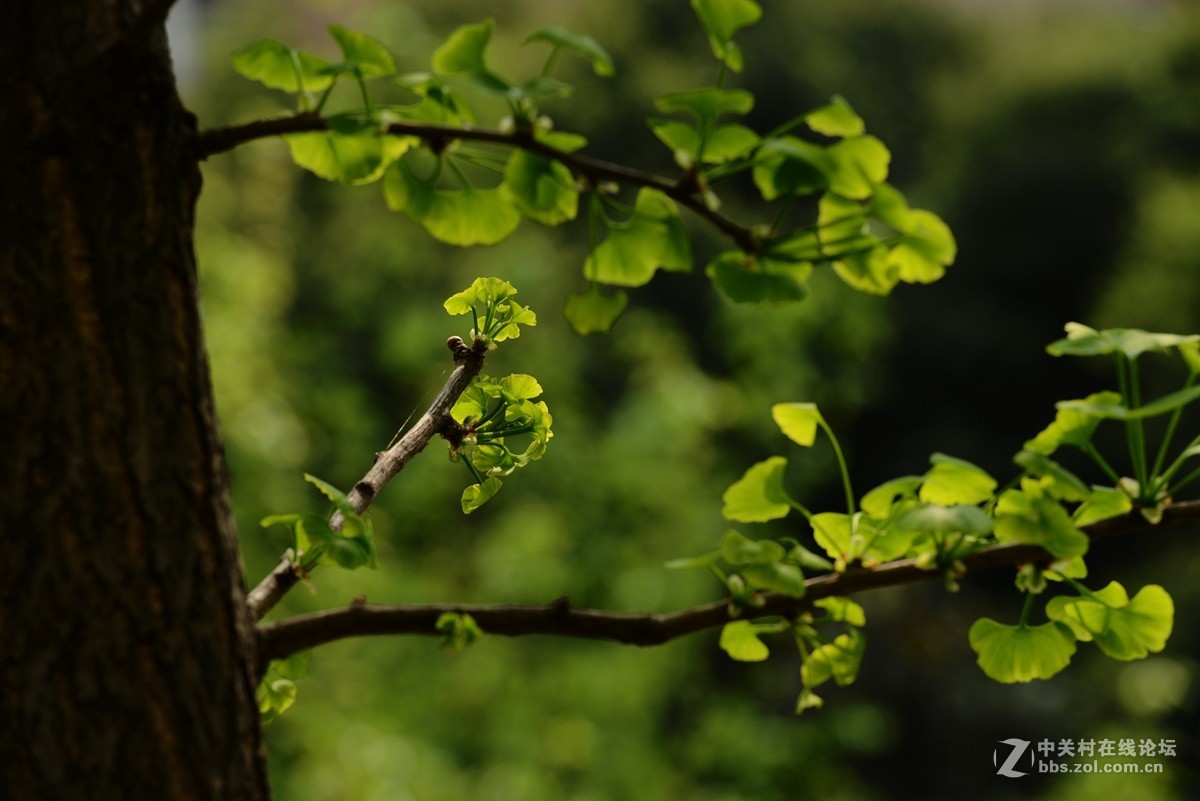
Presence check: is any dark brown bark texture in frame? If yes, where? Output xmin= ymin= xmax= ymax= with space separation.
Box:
xmin=0 ymin=3 xmax=269 ymax=799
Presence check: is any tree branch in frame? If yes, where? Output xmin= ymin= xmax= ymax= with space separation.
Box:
xmin=196 ymin=114 xmax=758 ymax=253
xmin=246 ymin=336 xmax=487 ymax=621
xmin=258 ymin=499 xmax=1200 ymax=663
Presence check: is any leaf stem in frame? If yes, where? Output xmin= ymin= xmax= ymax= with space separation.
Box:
xmin=1017 ymin=590 xmax=1036 ymax=628
xmin=1115 ymin=354 xmax=1147 ymax=489
xmin=819 ymin=419 xmax=856 ymax=517
xmin=1167 ymin=463 xmax=1200 ymax=498
xmin=1083 ymin=442 xmax=1122 ymax=484
xmin=1149 ymin=373 xmax=1198 ymax=494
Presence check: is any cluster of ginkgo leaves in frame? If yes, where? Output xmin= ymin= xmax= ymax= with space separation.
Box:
xmin=228 ymin=0 xmax=956 ymax=335
xmin=672 ymin=324 xmax=1196 ymax=711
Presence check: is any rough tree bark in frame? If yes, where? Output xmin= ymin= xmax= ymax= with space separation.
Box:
xmin=0 ymin=3 xmax=269 ymax=799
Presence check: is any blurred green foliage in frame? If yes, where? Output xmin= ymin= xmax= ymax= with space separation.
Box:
xmin=185 ymin=0 xmax=1199 ymax=798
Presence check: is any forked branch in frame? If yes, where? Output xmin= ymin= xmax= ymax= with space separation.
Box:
xmin=246 ymin=336 xmax=487 ymax=621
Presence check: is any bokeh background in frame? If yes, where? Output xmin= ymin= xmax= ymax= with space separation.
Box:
xmin=173 ymin=0 xmax=1200 ymax=798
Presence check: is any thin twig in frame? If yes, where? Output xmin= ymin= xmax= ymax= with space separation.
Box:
xmin=196 ymin=114 xmax=758 ymax=253
xmin=245 ymin=336 xmax=487 ymax=621
xmin=257 ymin=499 xmax=1200 ymax=663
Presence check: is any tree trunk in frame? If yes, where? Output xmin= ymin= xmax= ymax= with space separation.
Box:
xmin=0 ymin=3 xmax=269 ymax=798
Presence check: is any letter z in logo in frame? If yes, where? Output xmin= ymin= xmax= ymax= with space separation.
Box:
xmin=994 ymin=738 xmax=1033 ymax=778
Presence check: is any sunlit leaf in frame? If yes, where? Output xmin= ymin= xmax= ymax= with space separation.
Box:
xmin=860 ymin=476 xmax=923 ymax=518
xmin=1024 ymin=391 xmax=1121 ymax=455
xmin=919 ymin=453 xmax=996 ymax=506
xmin=719 ymin=620 xmax=771 ymax=662
xmin=1014 ymin=451 xmax=1091 ymax=502
xmin=771 ymin=402 xmax=823 ymax=447
xmin=232 ymin=40 xmax=336 ymax=93
xmin=1046 ymin=323 xmax=1200 ymax=361
xmin=801 ymin=629 xmax=865 ymax=688
xmin=462 ymin=477 xmax=503 ymax=513
xmin=805 ymin=96 xmax=865 ymax=138
xmin=994 ymin=481 xmax=1089 ymax=559
xmin=383 ymin=162 xmax=521 ymax=246
xmin=722 ymin=457 xmax=791 ymax=522
xmin=1046 ymin=583 xmax=1173 ymax=661
xmin=285 ymin=119 xmax=413 ymax=184
xmin=968 ymin=619 xmax=1076 ymax=683
xmin=814 ymin=597 xmax=866 ymax=626
xmin=886 ymin=209 xmax=956 ymax=284
xmin=824 ymin=136 xmax=890 ymax=199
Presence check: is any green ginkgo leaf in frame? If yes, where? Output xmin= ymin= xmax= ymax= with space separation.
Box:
xmin=655 ymin=88 xmax=754 ymax=123
xmin=886 ymin=209 xmax=956 ymax=284
xmin=740 ymin=562 xmax=807 ymax=597
xmin=432 ymin=19 xmax=494 ymax=74
xmin=771 ymin=402 xmax=823 ymax=447
xmin=1046 ymin=582 xmax=1174 ymax=661
xmin=969 ymin=618 xmax=1077 ymax=683
xmin=524 ymin=25 xmax=614 ymax=76
xmin=752 ymin=137 xmax=830 ymax=200
xmin=1047 ymin=323 xmax=1200 ymax=361
xmin=719 ymin=620 xmax=771 ymax=662
xmin=462 ymin=477 xmax=503 ymax=513
xmin=919 ymin=453 xmax=996 ymax=506
xmin=805 ymin=95 xmax=865 ymax=138
xmin=722 ymin=457 xmax=791 ymax=522
xmin=801 ymin=629 xmax=865 ymax=688
xmin=859 ymin=476 xmax=923 ymax=518
xmin=814 ymin=597 xmax=866 ymax=626
xmin=285 ymin=121 xmax=413 ymax=184
xmin=1056 ymin=385 xmax=1200 ymax=421
xmin=1014 ymin=451 xmax=1091 ymax=502
xmin=502 ymin=150 xmax=578 ymax=226
xmin=328 ymin=25 xmax=396 ymax=78
xmin=1024 ymin=391 xmax=1121 ymax=455
xmin=690 ymin=0 xmax=762 ymax=71
xmin=993 ymin=481 xmax=1089 ymax=559
xmin=824 ymin=136 xmax=890 ymax=199
xmin=232 ymin=40 xmax=336 ymax=93
xmin=894 ymin=503 xmax=993 ymax=535
xmin=584 ymin=188 xmax=691 ymax=286
xmin=383 ymin=163 xmax=521 ymax=246
xmin=1073 ymin=486 xmax=1133 ymax=527
xmin=706 ymin=252 xmax=810 ymax=304
xmin=720 ymin=529 xmax=785 ymax=564
xmin=563 ymin=285 xmax=628 ymax=335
